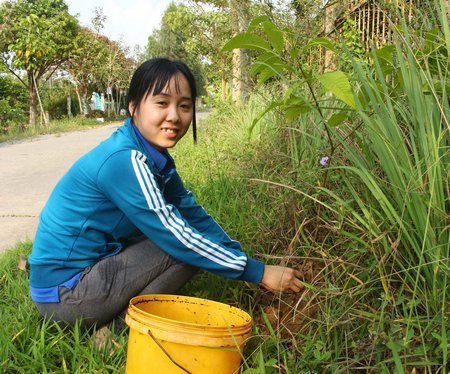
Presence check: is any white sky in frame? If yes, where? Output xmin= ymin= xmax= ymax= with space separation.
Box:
xmin=65 ymin=0 xmax=179 ymax=52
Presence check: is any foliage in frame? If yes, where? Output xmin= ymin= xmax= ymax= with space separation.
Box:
xmin=0 ymin=74 xmax=28 ymax=132
xmin=222 ymin=1 xmax=449 ymax=371
xmin=144 ymin=3 xmax=208 ymax=96
xmin=42 ymin=85 xmax=79 ymax=120
xmin=0 ymin=0 xmax=79 ymax=126
xmin=336 ymin=18 xmax=366 ymax=72
xmin=0 ymin=0 xmax=79 ymax=73
xmin=145 ymin=1 xmax=315 ymax=101
xmin=68 ymin=27 xmax=134 ymax=116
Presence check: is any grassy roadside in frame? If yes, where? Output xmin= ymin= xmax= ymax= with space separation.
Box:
xmin=0 ymin=116 xmax=125 ymax=144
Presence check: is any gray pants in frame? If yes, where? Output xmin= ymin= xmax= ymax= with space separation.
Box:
xmin=35 ymin=238 xmax=198 ymax=329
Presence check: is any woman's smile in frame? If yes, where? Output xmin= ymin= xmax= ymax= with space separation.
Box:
xmin=161 ymin=127 xmax=179 ymax=136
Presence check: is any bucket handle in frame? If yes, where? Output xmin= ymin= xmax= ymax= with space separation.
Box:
xmin=147 ymin=329 xmax=192 ymax=374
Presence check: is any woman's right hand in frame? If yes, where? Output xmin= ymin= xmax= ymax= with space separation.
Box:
xmin=260 ymin=265 xmax=304 ymax=293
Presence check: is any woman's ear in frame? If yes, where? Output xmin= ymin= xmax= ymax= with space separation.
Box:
xmin=128 ymin=101 xmax=135 ymax=116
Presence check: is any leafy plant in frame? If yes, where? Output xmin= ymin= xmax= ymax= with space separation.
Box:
xmin=222 ymin=1 xmax=449 ymax=371
xmin=0 ymin=0 xmax=79 ymax=127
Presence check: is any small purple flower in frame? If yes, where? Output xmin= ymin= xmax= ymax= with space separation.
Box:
xmin=320 ymin=156 xmax=329 ymax=166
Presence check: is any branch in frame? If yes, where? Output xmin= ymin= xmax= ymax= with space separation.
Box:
xmin=42 ymin=64 xmax=60 ymax=83
xmin=4 ymin=65 xmax=27 ymax=87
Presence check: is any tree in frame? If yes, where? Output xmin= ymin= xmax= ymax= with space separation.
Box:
xmin=144 ymin=3 xmax=207 ymax=96
xmin=145 ymin=2 xmax=235 ymax=101
xmin=0 ymin=0 xmax=79 ymax=127
xmin=67 ymin=28 xmax=110 ymax=114
xmin=189 ymin=0 xmax=255 ymax=103
xmin=68 ymin=27 xmax=134 ymax=115
xmin=102 ymin=37 xmax=135 ymax=116
xmin=0 ymin=74 xmax=28 ymax=131
xmin=91 ymin=6 xmax=106 ymax=33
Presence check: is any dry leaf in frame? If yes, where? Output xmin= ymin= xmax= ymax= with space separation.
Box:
xmin=18 ymin=255 xmax=27 ymax=271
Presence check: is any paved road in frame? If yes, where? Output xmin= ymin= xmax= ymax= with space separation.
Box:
xmin=0 ymin=112 xmax=210 ymax=255
xmin=0 ymin=123 xmax=120 ymax=254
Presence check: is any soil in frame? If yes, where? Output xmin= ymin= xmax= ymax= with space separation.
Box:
xmin=253 ymin=259 xmax=324 ymax=339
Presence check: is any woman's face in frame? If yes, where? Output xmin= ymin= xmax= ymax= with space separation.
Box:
xmin=129 ymin=73 xmax=193 ymax=150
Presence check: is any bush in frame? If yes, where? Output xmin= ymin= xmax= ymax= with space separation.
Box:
xmin=41 ymin=83 xmax=81 ymax=120
xmin=0 ymin=99 xmax=27 ymax=133
xmin=46 ymin=94 xmax=80 ymax=120
xmin=0 ymin=75 xmax=28 ymax=132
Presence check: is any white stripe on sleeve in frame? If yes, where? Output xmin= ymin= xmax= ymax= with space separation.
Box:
xmin=131 ymin=150 xmax=246 ymax=271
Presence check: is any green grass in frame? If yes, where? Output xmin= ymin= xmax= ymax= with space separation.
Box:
xmin=0 ymin=242 xmax=129 ymax=373
xmin=0 ymin=116 xmax=121 ymax=144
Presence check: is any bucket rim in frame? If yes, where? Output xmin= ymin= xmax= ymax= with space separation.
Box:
xmin=127 ymin=294 xmax=252 ymax=333
xmin=126 ymin=294 xmax=252 ymax=347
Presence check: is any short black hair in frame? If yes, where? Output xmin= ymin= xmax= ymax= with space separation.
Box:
xmin=126 ymin=58 xmax=198 ymax=142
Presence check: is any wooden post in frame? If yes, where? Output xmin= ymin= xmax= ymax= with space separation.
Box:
xmin=362 ymin=3 xmax=366 ymax=50
xmin=382 ymin=2 xmax=387 ymax=45
xmin=324 ymin=0 xmax=338 ymax=71
xmin=376 ymin=2 xmax=381 ymax=47
xmin=358 ymin=2 xmax=362 ymax=46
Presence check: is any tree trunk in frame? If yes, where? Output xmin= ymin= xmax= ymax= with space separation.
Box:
xmin=75 ymin=84 xmax=83 ymax=114
xmin=220 ymin=55 xmax=227 ymax=101
xmin=221 ymin=72 xmax=227 ymax=101
xmin=324 ymin=1 xmax=337 ymax=72
xmin=230 ymin=0 xmax=250 ymax=104
xmin=28 ymin=73 xmax=38 ymax=128
xmin=79 ymin=85 xmax=90 ymax=115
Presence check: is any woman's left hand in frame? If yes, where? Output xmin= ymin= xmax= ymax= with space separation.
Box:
xmin=260 ymin=265 xmax=304 ymax=293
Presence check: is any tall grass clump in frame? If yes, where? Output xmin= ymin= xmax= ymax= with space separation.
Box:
xmin=339 ymin=17 xmax=448 ymax=320
xmin=223 ymin=0 xmax=449 ymax=371
xmin=322 ymin=19 xmax=449 ymax=374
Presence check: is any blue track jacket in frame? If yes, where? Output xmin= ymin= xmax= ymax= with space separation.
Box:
xmin=29 ymin=119 xmax=265 ymax=289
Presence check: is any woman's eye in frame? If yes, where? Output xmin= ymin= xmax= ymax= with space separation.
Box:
xmin=157 ymin=101 xmax=167 ymax=106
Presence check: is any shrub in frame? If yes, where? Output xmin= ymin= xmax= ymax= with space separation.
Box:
xmin=0 ymin=74 xmax=27 ymax=132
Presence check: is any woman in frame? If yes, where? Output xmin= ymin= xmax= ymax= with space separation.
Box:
xmin=29 ymin=58 xmax=304 ymax=329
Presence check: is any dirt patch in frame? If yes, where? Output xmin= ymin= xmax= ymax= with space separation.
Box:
xmin=253 ymin=259 xmax=324 ymax=339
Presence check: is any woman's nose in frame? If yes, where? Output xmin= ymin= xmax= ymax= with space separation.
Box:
xmin=166 ymin=104 xmax=180 ymax=123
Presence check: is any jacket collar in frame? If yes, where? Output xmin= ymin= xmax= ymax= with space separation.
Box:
xmin=124 ymin=118 xmax=175 ymax=178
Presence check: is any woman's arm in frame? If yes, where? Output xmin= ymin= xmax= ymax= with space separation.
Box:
xmin=97 ymin=150 xmax=264 ymax=284
xmin=165 ymin=172 xmax=304 ymax=294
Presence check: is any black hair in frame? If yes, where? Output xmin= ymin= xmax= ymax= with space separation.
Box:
xmin=126 ymin=58 xmax=197 ymax=142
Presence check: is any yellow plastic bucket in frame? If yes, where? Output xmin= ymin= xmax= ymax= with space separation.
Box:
xmin=125 ymin=294 xmax=252 ymax=374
